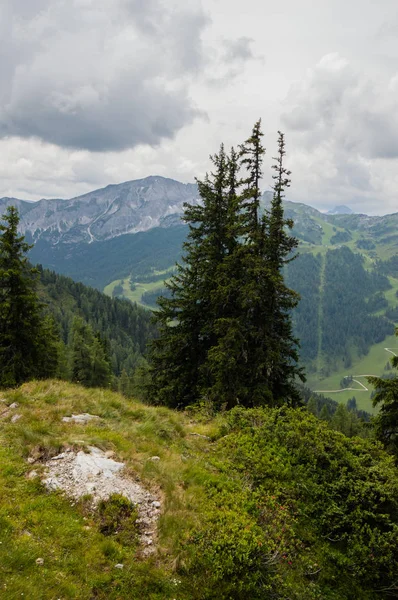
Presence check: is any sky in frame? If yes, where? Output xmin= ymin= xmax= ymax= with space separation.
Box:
xmin=1 ymin=0 xmax=398 ymax=214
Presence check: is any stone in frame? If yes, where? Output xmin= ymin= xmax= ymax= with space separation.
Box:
xmin=27 ymin=471 xmax=38 ymax=480
xmin=42 ymin=446 xmax=161 ymax=554
xmin=115 ymin=563 xmax=124 ymax=569
xmin=62 ymin=413 xmax=100 ymax=424
xmin=9 ymin=402 xmax=18 ymax=409
xmin=149 ymin=456 xmax=160 ymax=461
xmin=35 ymin=558 xmax=44 ymax=566
xmin=11 ymin=414 xmax=21 ymax=423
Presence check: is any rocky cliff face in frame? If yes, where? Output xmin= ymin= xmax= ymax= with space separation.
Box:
xmin=0 ymin=176 xmax=199 ymax=244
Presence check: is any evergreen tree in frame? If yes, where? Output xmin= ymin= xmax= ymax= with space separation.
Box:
xmin=0 ymin=206 xmax=59 ymax=387
xmin=147 ymin=145 xmax=237 ymax=407
xmin=69 ymin=317 xmax=111 ymax=388
xmin=263 ymin=132 xmax=304 ymax=403
xmin=148 ymin=124 xmax=303 ymax=409
xmin=368 ymin=332 xmax=398 ymax=455
xmin=239 ymin=129 xmax=304 ymax=406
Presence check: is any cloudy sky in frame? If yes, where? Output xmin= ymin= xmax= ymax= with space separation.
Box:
xmin=1 ymin=0 xmax=398 ymax=214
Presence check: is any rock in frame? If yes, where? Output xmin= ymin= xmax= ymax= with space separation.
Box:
xmin=27 ymin=471 xmax=38 ymax=480
xmin=115 ymin=563 xmax=124 ymax=569
xmin=43 ymin=476 xmax=62 ymax=491
xmin=149 ymin=456 xmax=160 ymax=461
xmin=42 ymin=446 xmax=161 ymax=554
xmin=104 ymin=450 xmax=115 ymax=458
xmin=27 ymin=457 xmax=36 ymax=464
xmin=9 ymin=402 xmax=19 ymax=409
xmin=35 ymin=558 xmax=44 ymax=566
xmin=11 ymin=414 xmax=21 ymax=423
xmin=62 ymin=413 xmax=100 ymax=424
xmin=51 ymin=452 xmax=68 ymax=460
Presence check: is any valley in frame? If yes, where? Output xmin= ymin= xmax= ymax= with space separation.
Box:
xmin=2 ymin=175 xmax=397 ymax=405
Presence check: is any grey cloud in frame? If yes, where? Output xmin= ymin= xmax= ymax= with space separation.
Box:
xmin=223 ymin=37 xmax=255 ymax=63
xmin=0 ymin=0 xmax=208 ymax=152
xmin=281 ymin=53 xmax=398 ymax=160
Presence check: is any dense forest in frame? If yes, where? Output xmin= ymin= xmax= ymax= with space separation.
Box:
xmin=38 ymin=268 xmax=157 ymax=389
xmin=29 ymin=225 xmax=187 ymax=290
xmin=286 ymin=246 xmax=395 ymax=370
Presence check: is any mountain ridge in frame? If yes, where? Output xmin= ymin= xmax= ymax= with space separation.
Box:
xmin=0 ymin=176 xmax=199 ymax=244
xmin=4 ymin=175 xmax=394 ymax=249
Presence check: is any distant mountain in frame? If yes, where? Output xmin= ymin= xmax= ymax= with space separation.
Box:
xmin=0 ymin=175 xmax=392 ymax=290
xmin=0 ymin=176 xmax=199 ymax=244
xmin=327 ymin=205 xmax=354 ymax=215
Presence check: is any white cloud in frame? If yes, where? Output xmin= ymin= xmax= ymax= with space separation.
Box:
xmin=281 ymin=53 xmax=398 ymax=213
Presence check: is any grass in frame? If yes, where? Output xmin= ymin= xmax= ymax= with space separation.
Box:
xmin=104 ymin=278 xmax=170 ymax=308
xmin=0 ymin=380 xmax=222 ymax=599
xmin=307 ymin=332 xmax=398 ymax=412
xmin=2 ymin=380 xmax=398 ymax=598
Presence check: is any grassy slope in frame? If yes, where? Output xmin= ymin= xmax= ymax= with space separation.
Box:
xmin=2 ymin=381 xmax=398 ymax=599
xmin=104 ymin=269 xmax=173 ymax=309
xmin=104 ymin=278 xmax=166 ymax=309
xmin=0 ymin=380 xmax=219 ymax=599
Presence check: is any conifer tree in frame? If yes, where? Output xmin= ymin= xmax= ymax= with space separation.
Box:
xmin=147 ymin=145 xmax=239 ymax=407
xmin=238 ymin=127 xmax=303 ymax=406
xmin=368 ymin=331 xmax=398 ymax=455
xmin=148 ymin=124 xmax=303 ymax=409
xmin=263 ymin=132 xmax=304 ymax=404
xmin=69 ymin=317 xmax=112 ymax=388
xmin=0 ymin=206 xmax=59 ymax=387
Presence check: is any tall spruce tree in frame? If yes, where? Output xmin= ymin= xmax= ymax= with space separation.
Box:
xmin=238 ymin=126 xmax=303 ymax=407
xmin=263 ymin=132 xmax=304 ymax=404
xmin=147 ymin=145 xmax=239 ymax=407
xmin=0 ymin=206 xmax=59 ymax=387
xmin=147 ymin=124 xmax=303 ymax=409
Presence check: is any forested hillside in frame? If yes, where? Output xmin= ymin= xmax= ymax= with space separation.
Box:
xmin=38 ymin=268 xmax=157 ymax=386
xmin=286 ymin=247 xmax=395 ymax=371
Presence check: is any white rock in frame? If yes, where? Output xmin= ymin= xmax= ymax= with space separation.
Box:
xmin=9 ymin=402 xmax=19 ymax=409
xmin=35 ymin=558 xmax=44 ymax=566
xmin=149 ymin=456 xmax=160 ymax=461
xmin=115 ymin=563 xmax=124 ymax=569
xmin=62 ymin=413 xmax=100 ymax=424
xmin=11 ymin=414 xmax=21 ymax=423
xmin=51 ymin=452 xmax=68 ymax=460
xmin=27 ymin=471 xmax=38 ymax=480
xmin=42 ymin=446 xmax=160 ymax=554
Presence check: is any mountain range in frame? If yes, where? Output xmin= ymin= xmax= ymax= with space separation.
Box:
xmin=2 ymin=175 xmax=397 ymax=253
xmin=3 ymin=175 xmax=398 ymax=411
